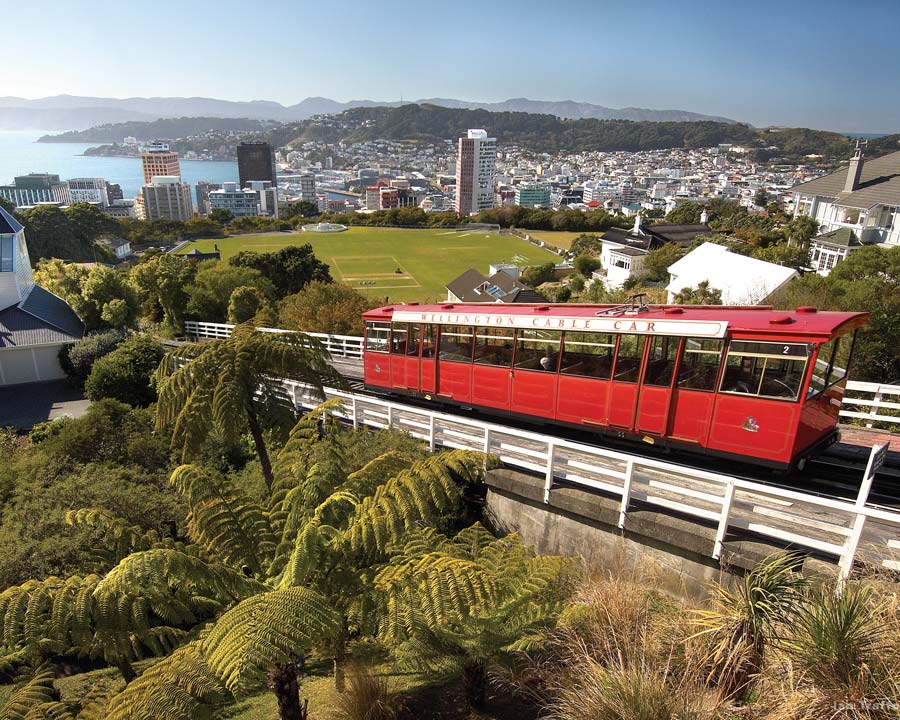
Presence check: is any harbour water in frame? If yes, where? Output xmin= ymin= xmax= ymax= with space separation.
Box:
xmin=0 ymin=130 xmax=238 ymax=200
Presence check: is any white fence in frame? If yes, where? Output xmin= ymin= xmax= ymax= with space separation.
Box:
xmin=278 ymin=382 xmax=900 ymax=579
xmin=183 ymin=320 xmax=900 ymax=430
xmin=183 ymin=321 xmax=364 ymax=360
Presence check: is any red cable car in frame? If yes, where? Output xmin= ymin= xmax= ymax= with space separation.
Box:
xmin=362 ymin=299 xmax=869 ymax=469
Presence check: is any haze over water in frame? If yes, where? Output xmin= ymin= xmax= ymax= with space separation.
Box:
xmin=0 ymin=131 xmax=238 ymax=200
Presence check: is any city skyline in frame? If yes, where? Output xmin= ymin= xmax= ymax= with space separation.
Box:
xmin=4 ymin=0 xmax=899 ymax=133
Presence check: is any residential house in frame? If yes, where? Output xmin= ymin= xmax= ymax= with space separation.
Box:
xmin=446 ymin=268 xmax=546 ymax=304
xmin=599 ymin=213 xmax=715 ymax=288
xmin=0 ymin=206 xmax=84 ymax=386
xmin=791 ymin=146 xmax=900 ymax=275
xmin=665 ymin=242 xmax=797 ymax=305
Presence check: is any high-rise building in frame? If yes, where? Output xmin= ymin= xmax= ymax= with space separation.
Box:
xmin=67 ymin=178 xmax=109 ymax=206
xmin=106 ymin=182 xmax=124 ymax=203
xmin=0 ymin=174 xmax=71 ymax=208
xmin=454 ymin=129 xmax=496 ymax=215
xmin=514 ymin=182 xmax=551 ymax=208
xmin=298 ymin=173 xmax=316 ymax=204
xmin=141 ymin=143 xmax=181 ymax=185
xmin=141 ymin=176 xmax=194 ymax=222
xmin=237 ymin=141 xmax=276 ymax=187
xmin=195 ymin=181 xmax=222 ymax=215
xmin=208 ymin=182 xmax=261 ymax=218
xmin=246 ymin=180 xmax=279 ymax=218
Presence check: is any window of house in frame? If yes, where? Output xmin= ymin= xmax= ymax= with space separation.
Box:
xmin=0 ymin=235 xmax=13 ymax=273
xmin=560 ymin=332 xmax=616 ymax=379
xmin=473 ymin=327 xmax=515 ymax=367
xmin=439 ymin=325 xmax=474 ymax=362
xmin=612 ymin=335 xmax=647 ymax=383
xmin=365 ymin=322 xmax=390 ymax=353
xmin=677 ymin=338 xmax=724 ymax=391
xmin=719 ymin=340 xmax=809 ymax=401
xmin=515 ymin=330 xmax=562 ymax=371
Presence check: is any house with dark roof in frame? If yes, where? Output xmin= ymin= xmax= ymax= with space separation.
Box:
xmin=791 ymin=146 xmax=900 ymax=275
xmin=0 ymin=206 xmax=84 ymax=386
xmin=446 ymin=268 xmax=546 ymax=304
xmin=599 ymin=213 xmax=714 ymax=288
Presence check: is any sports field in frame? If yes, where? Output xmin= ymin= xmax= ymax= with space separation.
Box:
xmin=522 ymin=230 xmax=600 ymax=250
xmin=178 ymin=226 xmax=560 ymax=303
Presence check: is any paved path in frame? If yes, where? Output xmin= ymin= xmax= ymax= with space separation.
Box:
xmin=0 ymin=380 xmax=91 ymax=429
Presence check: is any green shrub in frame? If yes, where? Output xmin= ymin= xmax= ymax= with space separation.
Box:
xmin=84 ymin=336 xmax=165 ymax=407
xmin=59 ymin=329 xmax=125 ymax=383
xmin=574 ymin=254 xmax=602 ymax=278
xmin=521 ymin=262 xmax=556 ymax=287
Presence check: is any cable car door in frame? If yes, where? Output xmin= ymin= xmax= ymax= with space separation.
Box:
xmin=420 ymin=324 xmax=437 ymax=394
xmin=634 ymin=336 xmax=679 ymax=436
xmin=607 ymin=334 xmax=647 ymax=429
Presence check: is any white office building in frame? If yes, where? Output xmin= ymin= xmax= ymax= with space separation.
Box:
xmin=209 ymin=182 xmax=261 ymax=217
xmin=454 ymin=129 xmax=496 ymax=215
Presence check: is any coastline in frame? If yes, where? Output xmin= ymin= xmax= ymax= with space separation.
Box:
xmin=78 ymin=152 xmax=232 ymax=162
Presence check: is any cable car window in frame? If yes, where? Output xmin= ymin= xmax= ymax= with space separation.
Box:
xmin=421 ymin=324 xmax=437 ymax=358
xmin=677 ymin=338 xmax=724 ymax=392
xmin=365 ymin=322 xmax=390 ymax=353
xmin=612 ymin=334 xmax=646 ymax=383
xmin=807 ymin=337 xmax=835 ymax=396
xmin=515 ymin=330 xmax=561 ymax=371
xmin=439 ymin=325 xmax=474 ymax=362
xmin=406 ymin=324 xmax=420 ymax=356
xmin=644 ymin=336 xmax=679 ymax=387
xmin=560 ymin=332 xmax=615 ymax=379
xmin=826 ymin=333 xmax=853 ymax=387
xmin=473 ymin=327 xmax=515 ymax=367
xmin=720 ymin=340 xmax=808 ymax=401
xmin=390 ymin=323 xmax=408 ymax=354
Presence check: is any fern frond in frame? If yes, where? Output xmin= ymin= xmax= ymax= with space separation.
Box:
xmin=169 ymin=465 xmax=276 ymax=577
xmin=21 ymin=702 xmax=74 ymax=720
xmin=201 ymin=587 xmax=340 ymax=694
xmin=103 ymin=642 xmax=230 ymax=720
xmin=0 ymin=665 xmax=57 ymax=720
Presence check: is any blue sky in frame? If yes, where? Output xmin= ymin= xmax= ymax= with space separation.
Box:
xmin=5 ymin=0 xmax=899 ymax=132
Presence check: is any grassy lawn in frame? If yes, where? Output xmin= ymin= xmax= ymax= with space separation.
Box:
xmin=519 ymin=230 xmax=599 ymax=250
xmin=176 ymin=227 xmax=559 ymax=303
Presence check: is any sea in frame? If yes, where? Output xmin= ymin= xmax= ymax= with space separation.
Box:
xmin=0 ymin=130 xmax=238 ymax=200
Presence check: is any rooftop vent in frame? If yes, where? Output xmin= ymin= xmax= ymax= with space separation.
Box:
xmin=796 ymin=306 xmax=817 ymax=313
xmin=769 ymin=314 xmax=794 ymax=325
xmin=664 ymin=307 xmax=685 ymax=315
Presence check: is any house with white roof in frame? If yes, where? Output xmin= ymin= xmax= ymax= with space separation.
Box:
xmin=665 ymin=242 xmax=798 ymax=305
xmin=791 ymin=145 xmax=900 ymax=275
xmin=0 ymin=205 xmax=84 ymax=386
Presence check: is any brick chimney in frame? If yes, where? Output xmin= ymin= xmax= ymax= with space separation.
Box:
xmin=844 ymin=141 xmax=866 ymax=193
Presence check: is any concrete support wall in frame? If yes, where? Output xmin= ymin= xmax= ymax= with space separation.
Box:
xmin=484 ymin=468 xmax=835 ymax=600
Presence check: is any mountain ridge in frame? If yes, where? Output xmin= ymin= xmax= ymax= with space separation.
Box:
xmin=0 ymin=94 xmax=740 ymax=130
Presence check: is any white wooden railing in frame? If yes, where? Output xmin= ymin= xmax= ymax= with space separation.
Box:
xmin=276 ymin=382 xmax=900 ymax=579
xmin=183 ymin=321 xmax=364 ymax=359
xmin=183 ymin=320 xmax=900 ymax=430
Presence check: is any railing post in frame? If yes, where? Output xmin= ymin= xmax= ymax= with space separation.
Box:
xmin=543 ymin=441 xmax=556 ymax=504
xmin=386 ymin=405 xmax=393 ymax=429
xmin=618 ymin=459 xmax=635 ymax=529
xmin=839 ymin=443 xmax=885 ymax=584
xmin=482 ymin=427 xmax=491 ymax=471
xmin=428 ymin=414 xmax=436 ymax=451
xmin=351 ymin=396 xmax=358 ymax=428
xmin=866 ymin=386 xmax=884 ymax=428
xmin=713 ymin=480 xmax=736 ymax=560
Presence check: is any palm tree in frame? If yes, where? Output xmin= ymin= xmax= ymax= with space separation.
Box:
xmin=0 ymin=403 xmax=496 ymax=720
xmin=691 ymin=552 xmax=807 ymax=701
xmin=155 ymin=322 xmax=344 ymax=491
xmin=377 ymin=523 xmax=572 ymax=709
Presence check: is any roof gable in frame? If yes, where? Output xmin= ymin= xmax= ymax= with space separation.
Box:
xmin=0 ymin=206 xmax=24 ymax=235
xmin=791 ymin=149 xmax=900 ymax=209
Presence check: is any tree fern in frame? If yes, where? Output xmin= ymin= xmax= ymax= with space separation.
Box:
xmin=64 ymin=509 xmax=161 ymax=568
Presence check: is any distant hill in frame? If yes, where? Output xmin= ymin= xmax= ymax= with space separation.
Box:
xmin=0 ymin=94 xmax=740 ymax=131
xmin=39 ymin=117 xmax=282 ymax=143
